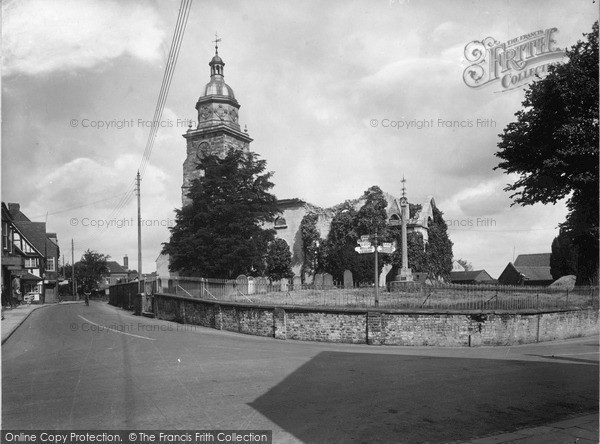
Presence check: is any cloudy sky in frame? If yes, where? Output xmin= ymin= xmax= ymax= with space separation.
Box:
xmin=2 ymin=0 xmax=597 ymax=277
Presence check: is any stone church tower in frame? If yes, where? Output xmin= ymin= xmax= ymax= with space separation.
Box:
xmin=181 ymin=41 xmax=252 ymax=206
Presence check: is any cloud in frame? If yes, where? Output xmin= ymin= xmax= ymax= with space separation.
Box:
xmin=2 ymin=0 xmax=165 ymax=76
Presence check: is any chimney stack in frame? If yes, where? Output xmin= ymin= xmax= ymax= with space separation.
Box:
xmin=8 ymin=203 xmax=20 ymax=215
xmin=123 ymin=255 xmax=129 ymax=270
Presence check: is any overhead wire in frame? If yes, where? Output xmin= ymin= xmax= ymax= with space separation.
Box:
xmin=138 ymin=0 xmax=192 ymax=178
xmin=102 ymin=0 xmax=192 ymax=227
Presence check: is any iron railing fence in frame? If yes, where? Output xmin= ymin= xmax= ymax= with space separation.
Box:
xmin=151 ymin=276 xmax=599 ymax=311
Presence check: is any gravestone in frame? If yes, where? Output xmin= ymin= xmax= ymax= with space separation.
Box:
xmin=292 ymin=276 xmax=302 ymax=290
xmin=343 ymin=270 xmax=353 ymax=289
xmin=247 ymin=276 xmax=255 ymax=295
xmin=255 ymin=277 xmax=269 ymax=294
xmin=280 ymin=278 xmax=289 ymax=292
xmin=323 ymin=273 xmax=334 ymax=288
xmin=314 ymin=273 xmax=324 ymax=289
xmin=236 ymin=274 xmax=248 ymax=295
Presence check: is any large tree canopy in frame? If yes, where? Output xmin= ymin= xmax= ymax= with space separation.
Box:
xmin=75 ymin=249 xmax=110 ymax=291
xmin=495 ymin=22 xmax=599 ymax=284
xmin=265 ymin=238 xmax=293 ymax=281
xmin=163 ymin=148 xmax=278 ymax=278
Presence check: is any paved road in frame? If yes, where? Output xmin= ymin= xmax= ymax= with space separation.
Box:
xmin=2 ymin=301 xmax=598 ymax=443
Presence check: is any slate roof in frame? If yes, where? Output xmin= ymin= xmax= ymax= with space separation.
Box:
xmin=7 ymin=203 xmax=58 ymax=257
xmin=106 ymin=261 xmax=128 ymax=274
xmin=514 ymin=265 xmax=553 ymax=282
xmin=450 ymin=270 xmax=495 ymax=283
xmin=514 ymin=253 xmax=551 ymax=267
xmin=12 ymin=220 xmax=58 ymax=257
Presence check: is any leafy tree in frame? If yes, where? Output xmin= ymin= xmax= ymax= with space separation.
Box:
xmin=299 ymin=212 xmax=321 ymax=279
xmin=75 ymin=250 xmax=109 ymax=291
xmin=321 ymin=205 xmax=358 ymax=282
xmin=550 ymin=228 xmax=578 ymax=280
xmin=355 ymin=186 xmax=389 ymax=238
xmin=353 ymin=186 xmax=390 ymax=283
xmin=58 ymin=263 xmax=73 ymax=281
xmin=425 ymin=206 xmax=454 ymax=280
xmin=390 ymin=231 xmax=428 ymax=274
xmin=265 ymin=238 xmax=293 ymax=281
xmin=495 ymin=22 xmax=599 ymax=284
xmin=456 ymin=258 xmax=473 ymax=271
xmin=163 ymin=148 xmax=278 ymax=278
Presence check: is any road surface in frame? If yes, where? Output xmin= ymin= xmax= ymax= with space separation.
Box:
xmin=2 ymin=301 xmax=598 ymax=443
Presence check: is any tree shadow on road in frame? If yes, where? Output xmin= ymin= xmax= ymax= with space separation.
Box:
xmin=249 ymin=351 xmax=599 ymax=443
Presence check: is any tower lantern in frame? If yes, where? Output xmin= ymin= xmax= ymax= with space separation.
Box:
xmin=181 ymin=35 xmax=253 ymax=207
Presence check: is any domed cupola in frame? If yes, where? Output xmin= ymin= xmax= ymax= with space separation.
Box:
xmin=202 ymin=51 xmax=236 ymax=98
xmin=195 ymin=36 xmax=240 ymax=129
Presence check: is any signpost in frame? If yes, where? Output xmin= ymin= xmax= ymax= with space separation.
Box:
xmin=354 ymin=245 xmax=375 ymax=254
xmin=377 ymin=242 xmax=396 ymax=254
xmin=356 ymin=235 xmax=396 ymax=307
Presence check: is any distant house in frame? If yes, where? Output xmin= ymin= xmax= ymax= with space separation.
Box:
xmin=102 ymin=259 xmax=132 ymax=287
xmin=498 ymin=253 xmax=553 ymax=286
xmin=452 ymin=260 xmax=466 ymax=272
xmin=450 ymin=270 xmax=496 ymax=284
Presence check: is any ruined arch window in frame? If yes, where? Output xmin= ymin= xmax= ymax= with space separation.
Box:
xmin=274 ymin=217 xmax=287 ymax=229
xmin=389 ymin=214 xmax=400 ymax=226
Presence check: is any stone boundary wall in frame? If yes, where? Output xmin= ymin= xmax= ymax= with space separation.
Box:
xmin=152 ymin=293 xmax=599 ymax=346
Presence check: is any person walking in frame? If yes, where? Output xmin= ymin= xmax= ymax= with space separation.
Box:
xmin=83 ymin=286 xmax=91 ymax=306
xmin=11 ymin=276 xmax=21 ymax=308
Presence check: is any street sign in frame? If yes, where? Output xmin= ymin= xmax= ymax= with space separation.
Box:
xmin=360 ymin=235 xmax=370 ymax=242
xmin=355 ymin=246 xmax=375 ymax=254
xmin=358 ymin=241 xmax=372 ymax=249
xmin=377 ymin=243 xmax=396 ymax=254
xmin=388 ymin=219 xmax=400 ymax=226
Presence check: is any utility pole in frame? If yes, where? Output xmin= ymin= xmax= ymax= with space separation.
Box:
xmin=374 ymin=230 xmax=379 ymax=307
xmin=136 ymin=171 xmax=142 ymax=289
xmin=71 ymin=238 xmax=76 ymax=300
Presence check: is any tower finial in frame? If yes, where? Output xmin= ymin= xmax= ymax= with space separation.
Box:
xmin=213 ymin=31 xmax=221 ymax=55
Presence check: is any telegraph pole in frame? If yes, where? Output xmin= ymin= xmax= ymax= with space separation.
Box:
xmin=71 ymin=238 xmax=76 ymax=300
xmin=136 ymin=171 xmax=142 ymax=288
xmin=374 ymin=230 xmax=379 ymax=307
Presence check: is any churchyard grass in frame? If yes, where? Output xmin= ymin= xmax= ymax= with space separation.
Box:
xmin=156 ymin=277 xmax=598 ymax=311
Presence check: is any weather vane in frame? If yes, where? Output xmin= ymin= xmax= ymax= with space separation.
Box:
xmin=213 ymin=31 xmax=221 ymax=54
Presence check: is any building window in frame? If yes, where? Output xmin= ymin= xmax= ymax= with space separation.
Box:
xmin=46 ymin=257 xmax=55 ymax=272
xmin=13 ymin=232 xmax=21 ymax=251
xmin=25 ymin=258 xmax=39 ymax=268
xmin=2 ymin=221 xmax=8 ymax=251
xmin=274 ymin=217 xmax=287 ymax=229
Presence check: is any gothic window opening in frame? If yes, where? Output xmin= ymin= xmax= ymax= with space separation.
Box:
xmin=274 ymin=217 xmax=287 ymax=229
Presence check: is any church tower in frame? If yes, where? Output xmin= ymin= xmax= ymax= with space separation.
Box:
xmin=182 ymin=36 xmax=252 ymax=206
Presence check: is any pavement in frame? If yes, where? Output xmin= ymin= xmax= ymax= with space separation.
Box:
xmin=462 ymin=413 xmax=599 ymax=443
xmin=2 ymin=301 xmax=598 ymax=443
xmin=1 ymin=301 xmax=80 ymax=344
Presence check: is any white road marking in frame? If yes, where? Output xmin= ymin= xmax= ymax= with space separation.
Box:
xmin=78 ymin=315 xmax=156 ymax=341
xmin=550 ymin=352 xmax=599 ymax=356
